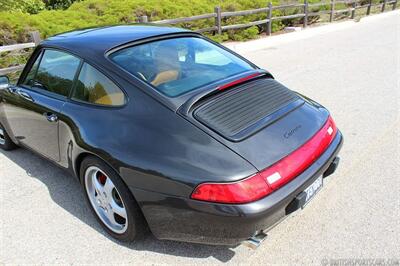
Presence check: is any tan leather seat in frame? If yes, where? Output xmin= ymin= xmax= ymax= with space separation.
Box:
xmin=95 ymin=92 xmax=125 ymax=105
xmin=151 ymin=70 xmax=179 ymax=86
xmin=79 ymin=66 xmax=124 ymax=106
xmin=83 ymin=80 xmax=124 ymax=105
xmin=151 ymin=45 xmax=180 ymax=87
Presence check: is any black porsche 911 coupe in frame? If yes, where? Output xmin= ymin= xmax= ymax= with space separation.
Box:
xmin=0 ymin=25 xmax=342 ymax=248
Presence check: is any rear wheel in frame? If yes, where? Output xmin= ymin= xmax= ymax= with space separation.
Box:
xmin=80 ymin=156 xmax=147 ymax=241
xmin=0 ymin=123 xmax=17 ymax=151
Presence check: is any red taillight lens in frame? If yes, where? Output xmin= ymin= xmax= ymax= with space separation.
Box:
xmin=190 ymin=173 xmax=273 ymax=204
xmin=191 ymin=116 xmax=338 ymax=204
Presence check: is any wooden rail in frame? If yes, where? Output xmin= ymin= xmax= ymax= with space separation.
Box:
xmin=0 ymin=32 xmax=41 ymax=76
xmin=0 ymin=43 xmax=36 ymax=53
xmin=0 ymin=0 xmax=398 ymax=75
xmin=147 ymin=0 xmax=398 ymax=35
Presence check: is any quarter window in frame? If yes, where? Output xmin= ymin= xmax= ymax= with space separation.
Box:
xmin=32 ymin=50 xmax=80 ymax=97
xmin=72 ymin=63 xmax=125 ymax=106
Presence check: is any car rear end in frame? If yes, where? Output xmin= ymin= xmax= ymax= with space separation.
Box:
xmin=108 ymin=34 xmax=343 ymax=246
xmin=130 ymin=129 xmax=342 ymax=246
xmin=183 ymin=74 xmax=343 ymax=244
xmin=128 ymin=73 xmax=343 ymax=246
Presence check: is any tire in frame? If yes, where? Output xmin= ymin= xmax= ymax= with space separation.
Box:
xmin=0 ymin=123 xmax=17 ymax=151
xmin=80 ymin=156 xmax=147 ymax=242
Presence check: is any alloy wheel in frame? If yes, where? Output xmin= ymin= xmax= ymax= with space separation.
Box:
xmin=85 ymin=166 xmax=128 ymax=234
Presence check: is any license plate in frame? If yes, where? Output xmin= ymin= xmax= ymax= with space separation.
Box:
xmin=302 ymin=176 xmax=323 ymax=208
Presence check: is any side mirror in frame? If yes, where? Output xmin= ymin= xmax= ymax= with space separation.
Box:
xmin=0 ymin=76 xmax=10 ymax=90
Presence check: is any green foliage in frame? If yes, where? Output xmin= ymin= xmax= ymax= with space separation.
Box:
xmin=227 ymin=26 xmax=259 ymax=42
xmin=0 ymin=0 xmax=302 ymax=46
xmin=0 ymin=0 xmax=333 ymax=70
xmin=43 ymin=0 xmax=80 ymax=10
xmin=0 ymin=0 xmax=45 ymax=14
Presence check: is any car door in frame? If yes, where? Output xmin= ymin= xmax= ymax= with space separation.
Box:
xmin=2 ymin=49 xmax=81 ymax=161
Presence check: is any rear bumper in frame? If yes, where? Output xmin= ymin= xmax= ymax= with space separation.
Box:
xmin=131 ymin=130 xmax=343 ymax=246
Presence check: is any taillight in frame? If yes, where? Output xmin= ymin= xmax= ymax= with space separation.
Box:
xmin=191 ymin=116 xmax=338 ymax=204
xmin=190 ymin=172 xmax=273 ymax=204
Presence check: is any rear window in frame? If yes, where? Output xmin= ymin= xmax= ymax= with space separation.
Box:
xmin=109 ymin=37 xmax=255 ymax=97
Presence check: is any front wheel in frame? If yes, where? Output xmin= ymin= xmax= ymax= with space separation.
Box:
xmin=0 ymin=123 xmax=17 ymax=151
xmin=80 ymin=156 xmax=147 ymax=242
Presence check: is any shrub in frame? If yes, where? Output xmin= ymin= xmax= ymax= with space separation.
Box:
xmin=0 ymin=0 xmax=327 ymax=70
xmin=0 ymin=0 xmax=300 ymax=45
xmin=43 ymin=0 xmax=80 ymax=10
xmin=0 ymin=0 xmax=45 ymax=14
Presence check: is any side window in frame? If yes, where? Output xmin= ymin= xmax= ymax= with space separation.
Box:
xmin=23 ymin=51 xmax=42 ymax=86
xmin=33 ymin=50 xmax=81 ymax=97
xmin=72 ymin=63 xmax=125 ymax=106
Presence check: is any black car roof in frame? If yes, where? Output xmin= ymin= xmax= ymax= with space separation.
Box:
xmin=35 ymin=24 xmax=262 ymax=112
xmin=42 ymin=24 xmax=190 ymax=55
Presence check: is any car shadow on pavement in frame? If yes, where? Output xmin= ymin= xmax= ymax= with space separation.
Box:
xmin=1 ymin=148 xmax=237 ymax=263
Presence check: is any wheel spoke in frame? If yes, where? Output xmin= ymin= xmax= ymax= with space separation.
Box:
xmin=92 ymin=171 xmax=104 ymax=194
xmin=0 ymin=128 xmax=5 ymax=145
xmin=106 ymin=209 xmax=117 ymax=225
xmin=110 ymin=200 xmax=127 ymax=219
xmin=103 ymin=177 xmax=115 ymax=198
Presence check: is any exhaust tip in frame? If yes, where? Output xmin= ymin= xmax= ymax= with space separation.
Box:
xmin=243 ymin=231 xmax=267 ymax=250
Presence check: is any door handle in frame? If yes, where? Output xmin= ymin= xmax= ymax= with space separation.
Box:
xmin=16 ymin=89 xmax=34 ymax=102
xmin=7 ymin=86 xmax=16 ymax=94
xmin=44 ymin=112 xmax=58 ymax=123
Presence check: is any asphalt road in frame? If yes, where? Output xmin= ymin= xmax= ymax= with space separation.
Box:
xmin=1 ymin=11 xmax=399 ymax=265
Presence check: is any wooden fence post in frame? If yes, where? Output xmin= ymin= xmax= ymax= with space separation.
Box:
xmin=267 ymin=2 xmax=273 ymax=35
xmin=393 ymin=0 xmax=397 ymax=10
xmin=381 ymin=0 xmax=387 ymax=12
xmin=139 ymin=15 xmax=148 ymax=23
xmin=330 ymin=0 xmax=335 ymax=22
xmin=366 ymin=0 xmax=372 ymax=14
xmin=351 ymin=1 xmax=356 ymax=19
xmin=304 ymin=0 xmax=309 ymax=28
xmin=29 ymin=31 xmax=41 ymax=46
xmin=214 ymin=6 xmax=222 ymax=35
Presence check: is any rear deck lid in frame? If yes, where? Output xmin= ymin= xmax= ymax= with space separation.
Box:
xmin=190 ymin=77 xmax=329 ymax=170
xmin=194 ymin=78 xmax=303 ymax=141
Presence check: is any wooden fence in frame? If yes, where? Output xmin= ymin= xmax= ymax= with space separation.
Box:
xmin=0 ymin=31 xmax=41 ymax=76
xmin=0 ymin=0 xmax=398 ymax=76
xmin=148 ymin=0 xmax=398 ymax=33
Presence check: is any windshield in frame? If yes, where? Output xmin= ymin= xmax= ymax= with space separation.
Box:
xmin=109 ymin=37 xmax=255 ymax=97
